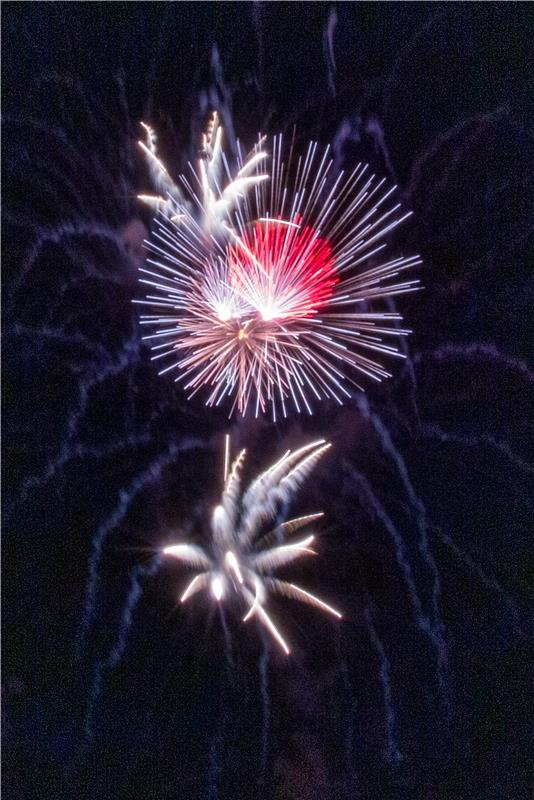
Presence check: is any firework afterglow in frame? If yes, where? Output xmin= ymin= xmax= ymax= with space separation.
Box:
xmin=135 ymin=114 xmax=422 ymax=418
xmin=162 ymin=436 xmax=341 ymax=654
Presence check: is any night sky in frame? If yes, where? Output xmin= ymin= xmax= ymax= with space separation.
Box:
xmin=3 ymin=4 xmax=534 ymax=799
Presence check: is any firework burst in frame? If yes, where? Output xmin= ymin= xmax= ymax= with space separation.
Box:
xmin=162 ymin=436 xmax=341 ymax=655
xmin=136 ymin=115 xmax=421 ymax=418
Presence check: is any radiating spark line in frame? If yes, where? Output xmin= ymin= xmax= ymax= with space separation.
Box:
xmin=243 ymin=586 xmax=260 ymax=622
xmin=254 ymin=602 xmax=290 ymax=655
xmin=180 ymin=574 xmax=203 ymax=603
xmin=287 ymin=583 xmax=342 ymax=618
xmin=225 ymin=550 xmax=244 ymax=583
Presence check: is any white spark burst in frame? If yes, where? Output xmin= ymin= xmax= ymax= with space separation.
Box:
xmin=162 ymin=436 xmax=342 ymax=655
xmin=136 ymin=115 xmax=421 ymax=419
xmin=137 ymin=112 xmax=268 ymax=235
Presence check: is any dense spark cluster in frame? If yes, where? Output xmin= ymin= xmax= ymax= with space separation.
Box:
xmin=136 ymin=114 xmax=421 ymax=418
xmin=162 ymin=437 xmax=341 ymax=654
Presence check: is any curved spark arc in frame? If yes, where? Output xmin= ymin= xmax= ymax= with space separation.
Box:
xmin=136 ymin=116 xmax=421 ymax=418
xmin=162 ymin=439 xmax=342 ymax=654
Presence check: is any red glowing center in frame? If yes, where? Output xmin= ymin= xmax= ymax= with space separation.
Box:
xmin=227 ymin=218 xmax=338 ymax=320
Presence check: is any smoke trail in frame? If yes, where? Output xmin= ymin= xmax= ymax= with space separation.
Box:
xmin=364 ymin=116 xmax=397 ymax=179
xmin=12 ymin=323 xmax=110 ymax=361
xmin=218 ymin=605 xmax=234 ymax=670
xmin=203 ymin=44 xmax=237 ymax=156
xmin=382 ymin=8 xmax=447 ymax=122
xmin=335 ymin=631 xmax=358 ymax=780
xmin=10 ymin=337 xmax=141 ymax=511
xmin=435 ymin=527 xmax=525 ymax=636
xmin=14 ymin=221 xmax=130 ymax=291
xmin=323 ymin=7 xmax=337 ymax=98
xmin=66 ymin=335 xmax=139 ymax=436
xmin=364 ymin=605 xmax=403 ymax=766
xmin=207 ymin=729 xmax=222 ymax=800
xmin=355 ymin=395 xmax=449 ymax=705
xmin=421 ymin=423 xmax=534 ymax=477
xmin=84 ymin=555 xmax=162 ymax=741
xmin=258 ymin=645 xmax=270 ymax=789
xmin=407 ymin=106 xmax=508 ymax=198
xmin=251 ymin=2 xmax=265 ymax=98
xmin=8 ymin=431 xmax=153 ymax=521
xmin=347 ymin=464 xmax=429 ymax=630
xmin=77 ymin=438 xmax=204 ymax=655
xmin=348 ymin=462 xmax=452 ymax=726
xmin=414 ymin=342 xmax=534 ymax=384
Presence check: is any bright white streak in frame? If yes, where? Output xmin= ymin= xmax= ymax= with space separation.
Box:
xmin=181 ymin=575 xmax=201 ymax=603
xmin=223 ymin=434 xmax=230 ymax=482
xmin=255 ymin=603 xmax=290 ymax=655
xmin=225 ymin=551 xmax=244 ymax=584
xmin=211 ymin=575 xmax=225 ymax=601
xmin=288 ymin=583 xmax=342 ymax=618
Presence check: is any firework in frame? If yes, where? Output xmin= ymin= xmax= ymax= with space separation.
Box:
xmin=135 ymin=115 xmax=421 ymax=418
xmin=162 ymin=436 xmax=341 ymax=655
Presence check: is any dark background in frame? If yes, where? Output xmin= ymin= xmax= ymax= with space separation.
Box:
xmin=2 ymin=3 xmax=533 ymax=799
